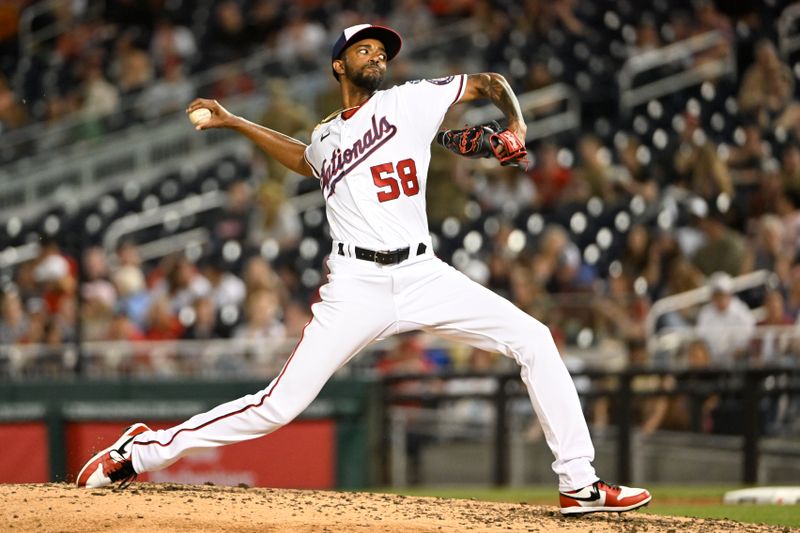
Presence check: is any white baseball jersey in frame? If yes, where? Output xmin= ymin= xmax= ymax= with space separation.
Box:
xmin=303 ymin=75 xmax=467 ymax=250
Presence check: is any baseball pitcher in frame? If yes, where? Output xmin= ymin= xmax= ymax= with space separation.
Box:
xmin=77 ymin=23 xmax=651 ymax=515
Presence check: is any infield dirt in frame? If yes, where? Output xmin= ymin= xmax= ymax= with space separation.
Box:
xmin=0 ymin=483 xmax=789 ymax=532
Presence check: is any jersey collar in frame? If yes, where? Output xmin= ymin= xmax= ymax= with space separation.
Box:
xmin=341 ymin=95 xmax=373 ymax=120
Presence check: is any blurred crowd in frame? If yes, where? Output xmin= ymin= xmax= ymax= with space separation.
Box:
xmin=2 ymin=0 xmax=800 ymax=442
xmin=0 ymin=0 xmax=489 ymax=153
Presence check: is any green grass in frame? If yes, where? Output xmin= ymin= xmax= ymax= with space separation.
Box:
xmin=380 ymin=485 xmax=800 ymax=528
xmin=652 ymin=504 xmax=800 ymax=527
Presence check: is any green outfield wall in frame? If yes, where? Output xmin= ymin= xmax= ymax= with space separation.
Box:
xmin=0 ymin=378 xmax=382 ymax=489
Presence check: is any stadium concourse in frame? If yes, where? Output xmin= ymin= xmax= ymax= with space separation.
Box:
xmin=0 ymin=0 xmax=799 ymax=459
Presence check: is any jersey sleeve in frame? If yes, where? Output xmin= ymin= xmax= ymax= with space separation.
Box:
xmin=303 ymin=137 xmax=322 ymax=180
xmin=396 ymin=74 xmax=467 ymax=143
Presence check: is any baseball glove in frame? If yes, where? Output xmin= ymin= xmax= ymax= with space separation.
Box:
xmin=436 ymin=121 xmax=529 ymax=169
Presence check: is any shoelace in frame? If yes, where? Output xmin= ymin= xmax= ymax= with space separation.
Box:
xmin=597 ymin=480 xmax=621 ymax=492
xmin=115 ymin=471 xmax=138 ymax=491
xmin=106 ymin=449 xmax=138 ymax=491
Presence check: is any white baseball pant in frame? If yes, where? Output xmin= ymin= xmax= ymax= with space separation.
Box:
xmin=131 ymin=249 xmax=598 ymax=491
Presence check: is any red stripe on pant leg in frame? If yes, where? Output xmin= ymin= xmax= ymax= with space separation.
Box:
xmin=134 ymin=317 xmax=314 ymax=448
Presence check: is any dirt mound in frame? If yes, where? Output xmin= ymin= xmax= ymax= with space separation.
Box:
xmin=0 ymin=483 xmax=785 ymax=532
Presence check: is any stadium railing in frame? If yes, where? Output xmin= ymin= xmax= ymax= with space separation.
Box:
xmin=381 ymin=364 xmax=800 ymax=487
xmin=618 ymin=30 xmax=736 ymax=113
xmin=645 ymin=269 xmax=776 ymax=356
xmin=779 ymin=2 xmax=800 ymax=59
xmin=463 ymin=83 xmax=581 ymax=142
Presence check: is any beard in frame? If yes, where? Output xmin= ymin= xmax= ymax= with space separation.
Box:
xmin=345 ymin=61 xmax=385 ymax=92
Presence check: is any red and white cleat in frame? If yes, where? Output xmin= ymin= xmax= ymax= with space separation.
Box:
xmin=560 ymin=480 xmax=651 ymax=515
xmin=76 ymin=423 xmax=150 ymax=489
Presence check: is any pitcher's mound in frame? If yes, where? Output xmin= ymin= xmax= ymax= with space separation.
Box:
xmin=0 ymin=483 xmax=784 ymax=532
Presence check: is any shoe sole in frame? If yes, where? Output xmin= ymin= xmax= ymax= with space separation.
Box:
xmin=76 ymin=423 xmax=150 ymax=488
xmin=561 ymin=495 xmax=652 ymax=515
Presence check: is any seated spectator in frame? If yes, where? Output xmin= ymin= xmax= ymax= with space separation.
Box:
xmin=691 ymin=0 xmax=733 ymax=63
xmin=282 ymin=299 xmax=312 ymax=339
xmin=551 ymin=0 xmax=586 ymax=37
xmin=377 ymin=333 xmax=438 ymax=380
xmin=149 ymin=17 xmax=197 ymax=70
xmin=747 ymin=166 xmax=785 ymax=221
xmin=531 ymin=224 xmax=591 ymax=293
xmin=527 ymin=142 xmax=572 ymax=210
xmin=616 ymin=135 xmax=659 ymax=201
xmin=590 ymin=339 xmax=661 ymax=437
xmin=778 ymin=144 xmax=800 ymax=198
xmin=752 ymin=289 xmax=794 ymax=365
xmin=103 ymin=310 xmax=146 ymax=373
xmin=274 ymin=12 xmax=326 ymax=69
xmin=136 ymin=55 xmax=194 ymax=118
xmin=627 ymin=17 xmax=661 ymax=57
xmin=572 ymin=135 xmax=616 ymax=202
xmin=80 ymin=246 xmax=117 ymax=340
xmin=387 ymin=0 xmax=436 ymax=38
xmin=0 ymin=73 xmax=28 ymax=132
xmin=144 ymin=296 xmax=184 ymax=340
xmin=233 ymin=289 xmax=285 ymax=341
xmin=0 ymin=291 xmax=30 ymax=345
xmin=209 ymin=64 xmax=256 ymax=101
xmin=34 ymin=251 xmax=76 ymax=318
xmin=105 ymin=308 xmax=145 ymax=343
xmin=640 ymin=339 xmax=720 ymax=436
xmin=695 ymin=272 xmax=756 ymax=365
xmin=787 ymin=264 xmax=800 ymax=320
xmin=523 ymin=60 xmax=560 ymax=117
xmin=775 ymin=192 xmax=800 ymax=255
xmin=440 ymin=348 xmax=498 ymax=438
xmin=593 ymin=268 xmax=649 ymax=343
xmin=258 ymin=80 xmax=315 ymax=184
xmin=737 ymin=39 xmax=798 ymax=132
xmin=673 ymin=141 xmax=734 ymax=201
xmin=111 ymin=265 xmax=152 ymax=329
xmin=469 ymin=165 xmax=535 ymax=214
xmin=116 ymin=239 xmax=143 ymax=269
xmin=243 ymin=255 xmax=288 ymax=304
xmin=620 ymin=224 xmax=650 ymax=279
xmin=244 ymin=0 xmax=283 ymax=48
xmin=79 ymin=53 xmax=120 ymax=122
xmin=152 ymin=255 xmax=211 ymax=314
xmin=111 ymin=30 xmax=154 ymax=98
xmin=247 ymin=181 xmax=302 ymax=251
xmin=200 ymin=256 xmax=246 ymax=310
xmin=182 ymin=297 xmax=227 ymax=340
xmin=212 ymin=180 xmax=254 ymax=249
xmin=741 ymin=214 xmax=792 ymax=282
xmin=727 ymin=123 xmax=767 ymax=187
xmin=206 ymin=0 xmax=249 ymax=65
xmin=691 ymin=207 xmax=746 ymax=277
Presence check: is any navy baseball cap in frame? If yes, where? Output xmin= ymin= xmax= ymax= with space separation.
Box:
xmin=331 ymin=24 xmax=402 ymax=79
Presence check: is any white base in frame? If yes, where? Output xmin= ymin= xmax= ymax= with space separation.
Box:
xmin=723 ymin=487 xmax=800 ymax=505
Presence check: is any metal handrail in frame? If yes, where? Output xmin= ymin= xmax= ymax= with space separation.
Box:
xmin=0 ymin=242 xmax=39 ymax=270
xmin=463 ymin=83 xmax=581 ymax=141
xmin=134 ymin=228 xmax=211 ymax=263
xmin=618 ymin=30 xmax=735 ymax=113
xmin=779 ymin=2 xmax=800 ymax=58
xmin=102 ymin=190 xmax=225 ymax=252
xmin=17 ymin=1 xmax=104 ymax=56
xmin=645 ymin=269 xmax=777 ymax=354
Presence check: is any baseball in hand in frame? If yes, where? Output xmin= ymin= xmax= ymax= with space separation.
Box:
xmin=188 ymin=108 xmax=212 ymax=126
